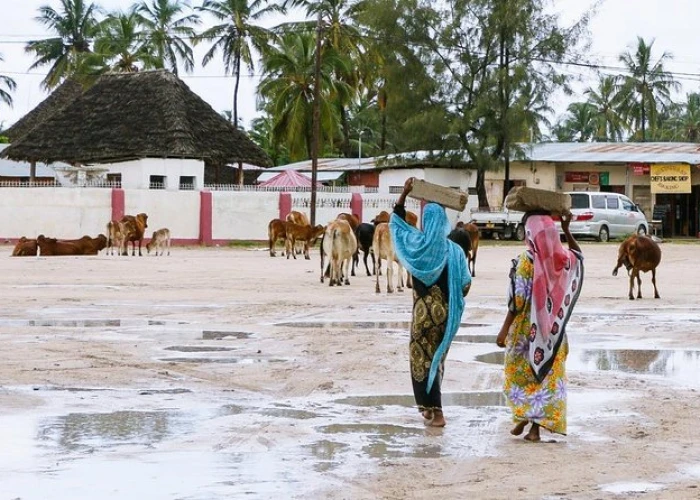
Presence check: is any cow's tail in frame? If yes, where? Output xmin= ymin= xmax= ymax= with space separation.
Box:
xmin=106 ymin=221 xmax=113 ymax=247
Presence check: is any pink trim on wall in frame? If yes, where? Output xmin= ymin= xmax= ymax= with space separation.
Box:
xmin=279 ymin=192 xmax=292 ymax=220
xmin=199 ymin=191 xmax=213 ymax=246
xmin=351 ymin=193 xmax=363 ymax=223
xmin=111 ymin=189 xmax=125 ymax=222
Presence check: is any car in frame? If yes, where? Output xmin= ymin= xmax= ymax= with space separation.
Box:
xmin=556 ymin=191 xmax=649 ymax=242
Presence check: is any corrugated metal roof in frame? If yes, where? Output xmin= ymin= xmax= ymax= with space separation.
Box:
xmin=0 ymin=144 xmax=59 ymax=177
xmin=523 ymin=142 xmax=700 ymax=164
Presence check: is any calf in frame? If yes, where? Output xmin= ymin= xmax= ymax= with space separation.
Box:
xmin=612 ymin=234 xmax=662 ymax=300
xmin=353 ymin=222 xmax=376 ymax=276
xmin=146 ymin=228 xmax=171 ymax=256
xmin=373 ymin=222 xmax=405 ymax=293
xmin=285 ymin=223 xmax=325 ymax=260
xmin=456 ymin=221 xmax=480 ymax=277
xmin=268 ymin=219 xmax=287 ymax=257
xmin=286 ymin=211 xmax=310 ymax=254
xmin=106 ymin=220 xmax=126 ymax=256
xmin=320 ymin=219 xmax=357 ymax=286
xmin=120 ymin=213 xmax=148 ymax=256
xmin=12 ymin=237 xmax=38 ymax=256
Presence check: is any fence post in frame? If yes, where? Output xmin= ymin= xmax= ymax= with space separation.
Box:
xmin=111 ymin=188 xmax=125 ymax=222
xmin=351 ymin=192 xmax=363 ymax=223
xmin=279 ymin=192 xmax=292 ymax=220
xmin=199 ymin=190 xmax=213 ymax=246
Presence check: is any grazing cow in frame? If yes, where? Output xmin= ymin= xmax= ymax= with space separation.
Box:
xmin=373 ymin=222 xmax=405 ymax=293
xmin=12 ymin=237 xmax=38 ymax=256
xmin=286 ymin=211 xmax=310 ymax=254
xmin=268 ymin=219 xmax=287 ymax=257
xmin=285 ymin=223 xmax=325 ymax=260
xmin=353 ymin=223 xmax=376 ymax=276
xmin=106 ymin=220 xmax=126 ymax=256
xmin=120 ymin=213 xmax=148 ymax=256
xmin=336 ymin=212 xmax=360 ymax=232
xmin=36 ymin=234 xmax=107 ymax=256
xmin=612 ymin=234 xmax=662 ymax=300
xmin=456 ymin=221 xmax=480 ymax=277
xmin=372 ymin=210 xmax=418 ymax=228
xmin=146 ymin=228 xmax=171 ymax=256
xmin=320 ymin=219 xmax=357 ymax=286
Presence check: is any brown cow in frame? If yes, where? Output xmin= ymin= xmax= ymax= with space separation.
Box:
xmin=612 ymin=234 xmax=662 ymax=300
xmin=372 ymin=210 xmax=418 ymax=227
xmin=285 ymin=223 xmax=325 ymax=260
xmin=12 ymin=237 xmax=38 ymax=256
xmin=320 ymin=219 xmax=357 ymax=286
xmin=285 ymin=211 xmax=310 ymax=254
xmin=120 ymin=213 xmax=148 ymax=256
xmin=456 ymin=221 xmax=480 ymax=277
xmin=373 ymin=222 xmax=406 ymax=293
xmin=336 ymin=212 xmax=360 ymax=232
xmin=146 ymin=228 xmax=171 ymax=256
xmin=268 ymin=219 xmax=287 ymax=257
xmin=36 ymin=234 xmax=107 ymax=256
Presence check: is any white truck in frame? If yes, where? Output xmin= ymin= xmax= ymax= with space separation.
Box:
xmin=468 ymin=208 xmax=526 ymax=241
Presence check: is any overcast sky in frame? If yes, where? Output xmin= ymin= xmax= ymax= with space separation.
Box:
xmin=2 ymin=0 xmax=700 ymax=132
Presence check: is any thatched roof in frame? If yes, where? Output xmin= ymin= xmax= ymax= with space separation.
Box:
xmin=1 ymin=70 xmax=272 ymax=167
xmin=3 ymin=79 xmax=84 ymax=142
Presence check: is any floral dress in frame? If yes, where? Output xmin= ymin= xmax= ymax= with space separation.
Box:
xmin=504 ymin=252 xmax=569 ymax=435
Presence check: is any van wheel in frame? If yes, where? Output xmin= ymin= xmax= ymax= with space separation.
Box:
xmin=637 ymin=225 xmax=647 ymax=235
xmin=515 ymin=224 xmax=526 ymax=241
xmin=597 ymin=226 xmax=609 ymax=242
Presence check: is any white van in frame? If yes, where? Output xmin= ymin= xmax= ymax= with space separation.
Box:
xmin=559 ymin=192 xmax=649 ymax=242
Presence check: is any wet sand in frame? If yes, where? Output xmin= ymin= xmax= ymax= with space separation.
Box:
xmin=1 ymin=241 xmax=699 ymax=499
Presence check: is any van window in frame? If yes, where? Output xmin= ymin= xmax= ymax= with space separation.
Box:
xmin=591 ymin=195 xmax=606 ymax=209
xmin=570 ymin=193 xmax=590 ymax=209
xmin=621 ymin=198 xmax=635 ymax=211
xmin=606 ymin=196 xmax=619 ymax=209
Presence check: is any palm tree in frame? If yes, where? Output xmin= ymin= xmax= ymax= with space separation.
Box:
xmin=552 ymin=102 xmax=597 ymax=142
xmin=135 ymin=0 xmax=200 ymax=75
xmin=94 ymin=9 xmax=159 ymax=73
xmin=665 ymin=93 xmax=700 ymax=142
xmin=25 ymin=0 xmax=101 ymax=89
xmin=0 ymin=53 xmax=17 ymax=109
xmin=258 ymin=30 xmax=351 ymax=160
xmin=584 ymin=75 xmax=628 ymax=142
xmin=196 ymin=0 xmax=284 ymax=129
xmin=618 ymin=37 xmax=679 ymax=141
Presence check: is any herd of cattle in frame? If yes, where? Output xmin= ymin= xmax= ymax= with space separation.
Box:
xmin=11 ymin=212 xmax=172 ymax=257
xmin=267 ymin=210 xmax=480 ymax=292
xmin=268 ymin=209 xmax=662 ymax=300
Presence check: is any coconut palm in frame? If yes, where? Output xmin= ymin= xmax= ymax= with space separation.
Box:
xmin=25 ymin=0 xmax=101 ymax=89
xmin=618 ymin=37 xmax=679 ymax=141
xmin=584 ymin=75 xmax=628 ymax=142
xmin=134 ymin=0 xmax=200 ymax=75
xmin=94 ymin=9 xmax=159 ymax=73
xmin=552 ymin=102 xmax=597 ymax=142
xmin=0 ymin=53 xmax=17 ymax=108
xmin=196 ymin=0 xmax=284 ymax=129
xmin=663 ymin=93 xmax=700 ymax=142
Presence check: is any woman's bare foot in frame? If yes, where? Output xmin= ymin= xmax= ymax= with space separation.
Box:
xmin=511 ymin=420 xmax=528 ymax=436
xmin=426 ymin=409 xmax=446 ymax=427
xmin=422 ymin=410 xmax=433 ymax=421
xmin=524 ymin=423 xmax=541 ymax=442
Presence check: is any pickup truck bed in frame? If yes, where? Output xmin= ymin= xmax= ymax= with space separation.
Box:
xmin=469 ymin=209 xmax=526 ymax=241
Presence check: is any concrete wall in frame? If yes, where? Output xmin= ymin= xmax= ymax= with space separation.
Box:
xmin=212 ymin=191 xmax=278 ymax=241
xmin=126 ymin=189 xmax=201 ymax=240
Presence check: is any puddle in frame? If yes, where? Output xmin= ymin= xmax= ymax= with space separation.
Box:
xmin=0 ymin=319 xmax=122 ymax=328
xmin=475 ymin=349 xmax=700 ymax=384
xmin=159 ymin=357 xmax=287 ymax=364
xmin=276 ymin=321 xmax=488 ymax=330
xmin=258 ymin=408 xmax=319 ymax=420
xmin=454 ymin=334 xmax=497 ymax=343
xmin=202 ymin=330 xmax=253 ymax=340
xmin=305 ymin=440 xmax=349 ymax=472
xmin=164 ymin=345 xmax=238 ymax=352
xmin=334 ymin=391 xmax=505 ymax=408
xmin=600 ymin=481 xmax=665 ymax=494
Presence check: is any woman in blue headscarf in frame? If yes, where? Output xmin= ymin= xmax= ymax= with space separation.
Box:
xmin=390 ymin=178 xmax=472 ymax=427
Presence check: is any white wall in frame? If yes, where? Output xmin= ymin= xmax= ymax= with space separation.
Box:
xmin=126 ymin=189 xmax=201 ymax=240
xmin=212 ymin=191 xmax=279 ymax=240
xmin=105 ymin=158 xmax=204 ymax=191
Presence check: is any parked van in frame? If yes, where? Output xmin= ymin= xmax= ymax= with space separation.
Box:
xmin=558 ymin=192 xmax=648 ymax=242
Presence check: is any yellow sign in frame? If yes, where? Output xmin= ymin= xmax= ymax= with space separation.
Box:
xmin=650 ymin=164 xmax=692 ymax=194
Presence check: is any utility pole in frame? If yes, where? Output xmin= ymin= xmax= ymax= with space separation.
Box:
xmin=310 ymin=9 xmax=323 ymax=226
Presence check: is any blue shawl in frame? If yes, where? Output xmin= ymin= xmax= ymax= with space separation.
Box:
xmin=390 ymin=203 xmax=471 ymax=392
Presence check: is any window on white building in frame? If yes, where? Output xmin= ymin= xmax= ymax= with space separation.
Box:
xmin=150 ymin=175 xmax=166 ymax=189
xmin=179 ymin=176 xmax=196 ymax=190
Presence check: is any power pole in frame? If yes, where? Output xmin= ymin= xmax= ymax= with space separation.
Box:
xmin=310 ymin=10 xmax=323 ymax=226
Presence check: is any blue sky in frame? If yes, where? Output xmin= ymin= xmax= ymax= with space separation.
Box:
xmin=2 ymin=0 xmax=700 ymax=131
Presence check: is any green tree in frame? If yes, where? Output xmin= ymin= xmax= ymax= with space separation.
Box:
xmin=135 ymin=0 xmax=200 ymax=75
xmin=584 ymin=75 xmax=628 ymax=141
xmin=94 ymin=8 xmax=159 ymax=72
xmin=618 ymin=37 xmax=679 ymax=141
xmin=25 ymin=0 xmax=101 ymax=89
xmin=196 ymin=0 xmax=283 ymax=128
xmin=664 ymin=93 xmax=700 ymax=142
xmin=0 ymin=53 xmax=17 ymax=109
xmin=552 ymin=102 xmax=597 ymax=142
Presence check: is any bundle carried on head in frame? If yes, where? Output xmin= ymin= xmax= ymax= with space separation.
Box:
xmin=504 ymin=186 xmax=571 ymax=216
xmin=407 ymin=179 xmax=468 ymax=212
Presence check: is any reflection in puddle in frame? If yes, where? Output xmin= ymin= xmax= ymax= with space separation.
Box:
xmin=318 ymin=424 xmax=432 ymax=458
xmin=600 ymin=481 xmax=664 ymax=494
xmin=258 ymin=408 xmax=319 ymax=420
xmin=476 ymin=349 xmax=700 ymax=384
xmin=454 ymin=334 xmax=497 ymax=343
xmin=276 ymin=321 xmax=488 ymax=330
xmin=159 ymin=357 xmax=286 ymax=364
xmin=202 ymin=330 xmax=253 ymax=340
xmin=164 ymin=345 xmax=238 ymax=352
xmin=38 ymin=410 xmax=186 ymax=452
xmin=0 ymin=319 xmax=122 ymax=327
xmin=306 ymin=440 xmax=348 ymax=472
xmin=335 ymin=391 xmax=505 ymax=408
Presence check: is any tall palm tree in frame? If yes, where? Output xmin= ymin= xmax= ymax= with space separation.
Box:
xmin=258 ymin=30 xmax=351 ymax=160
xmin=196 ymin=0 xmax=284 ymax=129
xmin=135 ymin=0 xmax=200 ymax=75
xmin=618 ymin=37 xmax=679 ymax=141
xmin=25 ymin=0 xmax=101 ymax=89
xmin=584 ymin=75 xmax=628 ymax=142
xmin=552 ymin=102 xmax=597 ymax=142
xmin=664 ymin=93 xmax=700 ymax=142
xmin=0 ymin=53 xmax=17 ymax=109
xmin=94 ymin=9 xmax=159 ymax=73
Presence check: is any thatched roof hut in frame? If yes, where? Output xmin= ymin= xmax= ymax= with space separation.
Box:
xmin=1 ymin=70 xmax=271 ymax=168
xmin=2 ymin=79 xmax=84 ymax=142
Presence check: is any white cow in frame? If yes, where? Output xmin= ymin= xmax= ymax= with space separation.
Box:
xmin=320 ymin=219 xmax=357 ymax=286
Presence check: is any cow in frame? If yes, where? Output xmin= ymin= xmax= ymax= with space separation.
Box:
xmin=286 ymin=211 xmax=310 ymax=254
xmin=268 ymin=219 xmax=287 ymax=257
xmin=36 ymin=234 xmax=107 ymax=256
xmin=120 ymin=213 xmax=148 ymax=256
xmin=320 ymin=219 xmax=357 ymax=286
xmin=336 ymin=213 xmax=360 ymax=232
xmin=106 ymin=220 xmax=126 ymax=256
xmin=372 ymin=210 xmax=418 ymax=228
xmin=612 ymin=234 xmax=662 ymax=300
xmin=448 ymin=227 xmax=473 ymax=296
xmin=373 ymin=222 xmax=406 ymax=293
xmin=285 ymin=223 xmax=325 ymax=260
xmin=353 ymin=222 xmax=376 ymax=276
xmin=11 ymin=237 xmax=38 ymax=256
xmin=146 ymin=228 xmax=171 ymax=256
xmin=456 ymin=221 xmax=480 ymax=277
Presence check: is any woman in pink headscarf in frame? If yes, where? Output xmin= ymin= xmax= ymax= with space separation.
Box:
xmin=496 ymin=212 xmax=583 ymax=442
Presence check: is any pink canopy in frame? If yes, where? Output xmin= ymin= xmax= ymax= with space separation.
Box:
xmin=259 ymin=169 xmax=321 ymax=188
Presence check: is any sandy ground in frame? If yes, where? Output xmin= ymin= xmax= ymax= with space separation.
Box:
xmin=1 ymin=240 xmax=700 ymax=499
